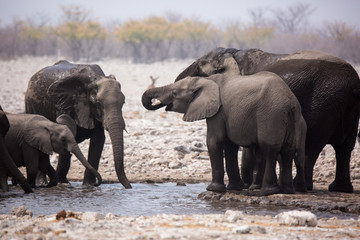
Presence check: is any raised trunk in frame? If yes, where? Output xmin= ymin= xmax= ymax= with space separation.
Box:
xmin=70 ymin=144 xmax=102 ymax=186
xmin=107 ymin=118 xmax=132 ymax=189
xmin=175 ymin=61 xmax=199 ymax=81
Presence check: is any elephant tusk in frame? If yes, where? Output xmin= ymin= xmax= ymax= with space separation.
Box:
xmin=151 ymin=99 xmax=162 ymax=106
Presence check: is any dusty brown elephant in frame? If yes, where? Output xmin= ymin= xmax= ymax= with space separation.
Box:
xmin=25 ymin=60 xmax=131 ymax=188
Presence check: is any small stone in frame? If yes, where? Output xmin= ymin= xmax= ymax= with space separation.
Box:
xmin=82 ymin=212 xmax=105 ymax=222
xmin=276 ymin=210 xmax=317 ymax=227
xmin=233 ymin=225 xmax=251 ymax=234
xmin=11 ymin=206 xmax=28 ymax=217
xmin=224 ymin=210 xmax=244 ymax=223
xmin=168 ymin=161 xmax=181 ymax=169
xmin=106 ymin=213 xmax=115 ymax=220
xmin=56 ymin=210 xmax=67 ymax=220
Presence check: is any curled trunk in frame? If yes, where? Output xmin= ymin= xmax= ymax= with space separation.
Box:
xmin=71 ymin=144 xmax=102 ymax=186
xmin=141 ymin=86 xmax=167 ymax=111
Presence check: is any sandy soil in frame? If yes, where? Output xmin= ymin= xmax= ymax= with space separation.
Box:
xmin=1 ymin=56 xmax=360 ymax=239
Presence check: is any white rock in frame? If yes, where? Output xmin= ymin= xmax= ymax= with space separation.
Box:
xmin=224 ymin=210 xmax=244 ymax=223
xmin=82 ymin=212 xmax=105 ymax=222
xmin=233 ymin=225 xmax=251 ymax=234
xmin=276 ymin=210 xmax=317 ymax=227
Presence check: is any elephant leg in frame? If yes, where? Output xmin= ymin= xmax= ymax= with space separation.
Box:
xmin=249 ymin=147 xmax=264 ymax=190
xmin=22 ymin=145 xmax=40 ymax=188
xmin=0 ymin=167 xmax=9 ymax=192
xmin=278 ymin=152 xmax=295 ymax=194
xmin=205 ymin=120 xmax=226 ymax=192
xmin=260 ymin=146 xmax=281 ymax=195
xmin=39 ymin=154 xmax=58 ymax=188
xmin=224 ymin=139 xmax=244 ymax=191
xmin=330 ymin=142 xmax=354 ymax=193
xmin=83 ymin=127 xmax=105 ymax=186
xmin=56 ymin=153 xmax=71 ymax=183
xmin=240 ymin=148 xmax=254 ymax=189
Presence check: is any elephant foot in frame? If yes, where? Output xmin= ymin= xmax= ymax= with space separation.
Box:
xmin=293 ymin=176 xmax=307 ymax=193
xmin=249 ymin=183 xmax=261 ymax=190
xmin=58 ymin=176 xmax=69 ymax=184
xmin=243 ymin=183 xmax=250 ymax=189
xmin=329 ymin=180 xmax=353 ymax=193
xmin=260 ymin=185 xmax=281 ymax=196
xmin=206 ymin=182 xmax=226 ymax=192
xmin=281 ymin=185 xmax=295 ymax=194
xmin=226 ymin=181 xmax=244 ymax=192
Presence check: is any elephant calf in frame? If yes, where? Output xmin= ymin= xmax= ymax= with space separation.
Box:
xmin=142 ymin=71 xmax=307 ymax=195
xmin=4 ymin=113 xmax=102 ymax=188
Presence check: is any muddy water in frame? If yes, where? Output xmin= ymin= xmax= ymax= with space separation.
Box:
xmin=0 ymin=182 xmax=358 ymax=219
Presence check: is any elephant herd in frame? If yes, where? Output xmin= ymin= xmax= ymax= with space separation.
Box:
xmin=1 ymin=47 xmax=360 ymax=196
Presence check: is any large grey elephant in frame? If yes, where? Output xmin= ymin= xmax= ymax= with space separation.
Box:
xmin=173 ymin=47 xmax=360 ymax=193
xmin=0 ymin=106 xmax=33 ymax=193
xmin=5 ymin=113 xmax=102 ymax=188
xmin=25 ymin=60 xmax=131 ymax=188
xmin=142 ymin=72 xmax=307 ymax=195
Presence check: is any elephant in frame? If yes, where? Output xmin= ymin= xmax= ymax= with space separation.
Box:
xmin=142 ymin=72 xmax=307 ymax=195
xmin=4 ymin=112 xmax=102 ymax=188
xmin=0 ymin=106 xmax=33 ymax=193
xmin=25 ymin=60 xmax=131 ymax=188
xmin=174 ymin=47 xmax=360 ymax=193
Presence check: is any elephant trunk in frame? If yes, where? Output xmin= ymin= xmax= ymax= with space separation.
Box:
xmin=175 ymin=61 xmax=199 ymax=81
xmin=106 ymin=117 xmax=132 ymax=189
xmin=70 ymin=144 xmax=102 ymax=186
xmin=141 ymin=86 xmax=169 ymax=111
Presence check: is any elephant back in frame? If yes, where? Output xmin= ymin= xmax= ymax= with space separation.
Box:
xmin=25 ymin=60 xmax=105 ymax=122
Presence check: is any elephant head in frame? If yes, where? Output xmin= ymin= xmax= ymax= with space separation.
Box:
xmin=47 ymin=68 xmax=130 ymax=188
xmin=175 ymin=47 xmax=240 ymax=81
xmin=142 ymin=77 xmax=221 ymax=122
xmin=24 ymin=114 xmax=102 ymax=186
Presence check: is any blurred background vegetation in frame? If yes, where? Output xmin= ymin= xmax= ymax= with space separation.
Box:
xmin=0 ymin=3 xmax=359 ymax=63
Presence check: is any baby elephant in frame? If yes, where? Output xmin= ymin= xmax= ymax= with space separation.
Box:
xmin=142 ymin=71 xmax=307 ymax=195
xmin=4 ymin=113 xmax=102 ymax=188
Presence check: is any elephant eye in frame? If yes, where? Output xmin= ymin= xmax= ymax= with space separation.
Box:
xmin=172 ymin=90 xmax=177 ymax=97
xmin=61 ymin=136 xmax=66 ymax=143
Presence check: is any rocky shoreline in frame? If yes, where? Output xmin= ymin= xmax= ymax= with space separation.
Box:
xmin=1 ymin=57 xmax=360 ymax=239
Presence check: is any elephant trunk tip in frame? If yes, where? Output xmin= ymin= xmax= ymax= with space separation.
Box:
xmin=95 ymin=173 xmax=102 ymax=187
xmin=121 ymin=177 xmax=132 ymax=189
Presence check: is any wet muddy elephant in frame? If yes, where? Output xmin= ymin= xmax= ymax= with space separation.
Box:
xmin=25 ymin=60 xmax=131 ymax=188
xmin=0 ymin=106 xmax=33 ymax=193
xmin=174 ymin=48 xmax=360 ymax=193
xmin=4 ymin=113 xmax=102 ymax=188
xmin=142 ymin=72 xmax=307 ymax=195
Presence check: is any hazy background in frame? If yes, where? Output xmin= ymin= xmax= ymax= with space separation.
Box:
xmin=0 ymin=0 xmax=359 ymax=62
xmin=1 ymin=0 xmax=359 ymax=26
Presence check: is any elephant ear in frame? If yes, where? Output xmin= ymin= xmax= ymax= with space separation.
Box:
xmin=56 ymin=114 xmax=77 ymax=137
xmin=24 ymin=116 xmax=53 ymax=155
xmin=47 ymin=69 xmax=97 ymax=129
xmin=183 ymin=78 xmax=221 ymax=122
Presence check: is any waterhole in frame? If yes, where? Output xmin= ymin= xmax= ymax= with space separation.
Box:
xmin=0 ymin=182 xmax=358 ymax=219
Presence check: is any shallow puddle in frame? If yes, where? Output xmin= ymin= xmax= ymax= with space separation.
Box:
xmin=0 ymin=182 xmax=358 ymax=219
